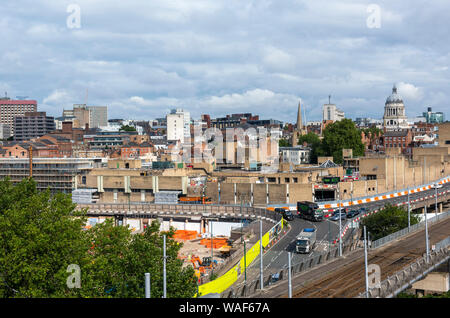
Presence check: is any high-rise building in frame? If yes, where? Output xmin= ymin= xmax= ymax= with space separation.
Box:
xmin=63 ymin=104 xmax=108 ymax=129
xmin=166 ymin=108 xmax=190 ymax=143
xmin=13 ymin=112 xmax=56 ymax=141
xmin=422 ymin=107 xmax=444 ymax=124
xmin=88 ymin=106 xmax=108 ymax=128
xmin=383 ymin=85 xmax=408 ymax=130
xmin=0 ymin=97 xmax=37 ymax=135
xmin=322 ymin=98 xmax=345 ymax=122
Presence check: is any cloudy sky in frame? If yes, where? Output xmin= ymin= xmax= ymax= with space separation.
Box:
xmin=1 ymin=0 xmax=449 ymax=123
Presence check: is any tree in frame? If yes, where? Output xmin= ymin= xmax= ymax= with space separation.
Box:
xmin=321 ymin=119 xmax=365 ymax=164
xmin=0 ymin=178 xmax=198 ymax=298
xmin=0 ymin=178 xmax=88 ymax=298
xmin=360 ymin=204 xmax=420 ymax=241
xmin=119 ymin=125 xmax=136 ymax=132
xmin=279 ymin=138 xmax=290 ymax=147
xmin=298 ymin=132 xmax=323 ymax=164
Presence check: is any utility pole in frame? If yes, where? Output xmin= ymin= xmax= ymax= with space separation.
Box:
xmin=145 ymin=273 xmax=151 ymax=298
xmin=407 ymin=186 xmax=411 ymax=232
xmin=163 ymin=234 xmax=167 ymax=298
xmin=425 ymin=205 xmax=430 ymax=263
xmin=288 ymin=252 xmax=292 ymax=298
xmin=260 ymin=218 xmax=263 ymax=290
xmin=364 ymin=226 xmax=369 ymax=298
xmin=338 ymin=182 xmax=342 ymax=257
xmin=435 ymin=183 xmax=438 ymax=218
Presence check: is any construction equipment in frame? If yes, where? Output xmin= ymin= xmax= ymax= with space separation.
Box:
xmin=179 ymin=196 xmax=212 ymax=204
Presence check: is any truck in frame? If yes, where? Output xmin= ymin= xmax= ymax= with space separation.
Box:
xmin=295 ymin=228 xmax=317 ymax=254
xmin=297 ymin=201 xmax=324 ymax=222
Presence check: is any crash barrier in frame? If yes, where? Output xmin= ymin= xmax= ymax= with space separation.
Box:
xmin=197 ymin=218 xmax=284 ymax=297
xmin=332 ymin=191 xmax=450 ymax=245
xmin=371 ymin=210 xmax=450 ymax=249
xmin=319 ymin=176 xmax=450 ymax=210
xmin=225 ymin=240 xmax=359 ymax=298
xmin=357 ymin=238 xmax=450 ymax=298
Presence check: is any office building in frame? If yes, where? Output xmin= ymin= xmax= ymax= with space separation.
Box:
xmin=14 ymin=112 xmax=55 ymax=141
xmin=0 ymin=97 xmax=37 ymax=135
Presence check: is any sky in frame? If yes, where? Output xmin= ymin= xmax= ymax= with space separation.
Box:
xmin=1 ymin=0 xmax=449 ymax=123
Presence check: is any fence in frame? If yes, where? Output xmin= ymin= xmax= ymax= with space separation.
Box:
xmin=197 ymin=217 xmax=285 ymax=297
xmin=358 ymin=237 xmax=450 ymax=298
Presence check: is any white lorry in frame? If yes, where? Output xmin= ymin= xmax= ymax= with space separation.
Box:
xmin=295 ymin=228 xmax=317 ymax=254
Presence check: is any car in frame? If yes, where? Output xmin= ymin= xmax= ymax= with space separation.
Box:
xmin=275 ymin=208 xmax=294 ymax=221
xmin=282 ymin=210 xmax=295 ymax=221
xmin=329 ymin=209 xmax=346 ymax=221
xmin=359 ymin=207 xmax=367 ymax=215
xmin=346 ymin=209 xmax=360 ymax=218
xmin=433 ymin=183 xmax=443 ymax=189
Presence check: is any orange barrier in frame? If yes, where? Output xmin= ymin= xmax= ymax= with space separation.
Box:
xmin=200 ymin=238 xmax=228 ymax=249
xmin=173 ymin=230 xmax=200 ymax=241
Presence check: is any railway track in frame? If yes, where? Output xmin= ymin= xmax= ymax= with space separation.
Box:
xmin=291 ymin=217 xmax=450 ymax=298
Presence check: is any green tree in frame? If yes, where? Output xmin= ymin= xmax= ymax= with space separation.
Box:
xmin=360 ymin=204 xmax=420 ymax=241
xmin=0 ymin=178 xmax=198 ymax=298
xmin=298 ymin=132 xmax=323 ymax=164
xmin=279 ymin=138 xmax=290 ymax=147
xmin=119 ymin=125 xmax=136 ymax=132
xmin=0 ymin=178 xmax=88 ymax=298
xmin=321 ymin=119 xmax=365 ymax=164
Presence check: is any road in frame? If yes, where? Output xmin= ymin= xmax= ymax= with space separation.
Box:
xmin=233 ymin=182 xmax=449 ymax=288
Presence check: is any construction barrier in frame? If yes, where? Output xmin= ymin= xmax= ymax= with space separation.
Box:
xmin=197 ymin=219 xmax=283 ymax=297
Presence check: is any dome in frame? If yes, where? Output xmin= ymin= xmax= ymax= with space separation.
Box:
xmin=386 ymin=85 xmax=403 ymax=104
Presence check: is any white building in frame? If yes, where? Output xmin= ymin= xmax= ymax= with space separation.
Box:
xmin=280 ymin=146 xmax=311 ymax=165
xmin=323 ymin=103 xmax=345 ymax=122
xmin=87 ymin=106 xmax=108 ymax=128
xmin=167 ymin=108 xmax=190 ymax=143
xmin=383 ymin=85 xmax=409 ymax=130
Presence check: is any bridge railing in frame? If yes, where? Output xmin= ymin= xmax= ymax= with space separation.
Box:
xmin=358 ymin=237 xmax=450 ymax=298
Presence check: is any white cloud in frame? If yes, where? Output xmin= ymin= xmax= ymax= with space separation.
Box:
xmin=396 ymin=82 xmax=424 ymax=101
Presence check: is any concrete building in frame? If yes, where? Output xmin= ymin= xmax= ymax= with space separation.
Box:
xmin=167 ymin=108 xmax=190 ymax=143
xmin=322 ymin=103 xmax=345 ymax=122
xmin=0 ymin=158 xmax=93 ymax=193
xmin=0 ymin=97 xmax=37 ymax=135
xmin=0 ymin=123 xmax=11 ymax=140
xmin=280 ymin=146 xmax=311 ymax=165
xmin=88 ymin=106 xmax=108 ymax=128
xmin=437 ymin=122 xmax=450 ymax=147
xmin=63 ymin=104 xmax=108 ymax=129
xmin=13 ymin=112 xmax=55 ymax=141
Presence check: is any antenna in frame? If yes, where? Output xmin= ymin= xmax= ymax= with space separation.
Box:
xmin=85 ymin=88 xmax=88 ymax=105
xmin=328 ymin=95 xmax=331 ymax=104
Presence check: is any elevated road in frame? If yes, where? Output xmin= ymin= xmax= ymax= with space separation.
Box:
xmin=249 ymin=213 xmax=450 ymax=298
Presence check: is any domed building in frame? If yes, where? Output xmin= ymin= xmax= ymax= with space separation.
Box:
xmin=383 ymin=85 xmax=409 ymax=130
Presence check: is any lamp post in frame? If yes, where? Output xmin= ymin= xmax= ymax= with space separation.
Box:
xmin=364 ymin=226 xmax=369 ymax=298
xmin=338 ymin=183 xmax=342 ymax=257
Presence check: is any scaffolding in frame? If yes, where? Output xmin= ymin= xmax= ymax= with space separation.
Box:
xmin=0 ymin=158 xmax=93 ymax=193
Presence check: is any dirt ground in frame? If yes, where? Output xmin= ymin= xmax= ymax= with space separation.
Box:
xmin=177 ymin=237 xmax=228 ymax=269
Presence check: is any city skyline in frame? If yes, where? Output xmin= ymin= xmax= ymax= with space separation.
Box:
xmin=1 ymin=1 xmax=449 ymax=123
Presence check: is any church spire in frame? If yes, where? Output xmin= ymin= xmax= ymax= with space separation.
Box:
xmin=296 ymin=101 xmax=302 ymax=131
